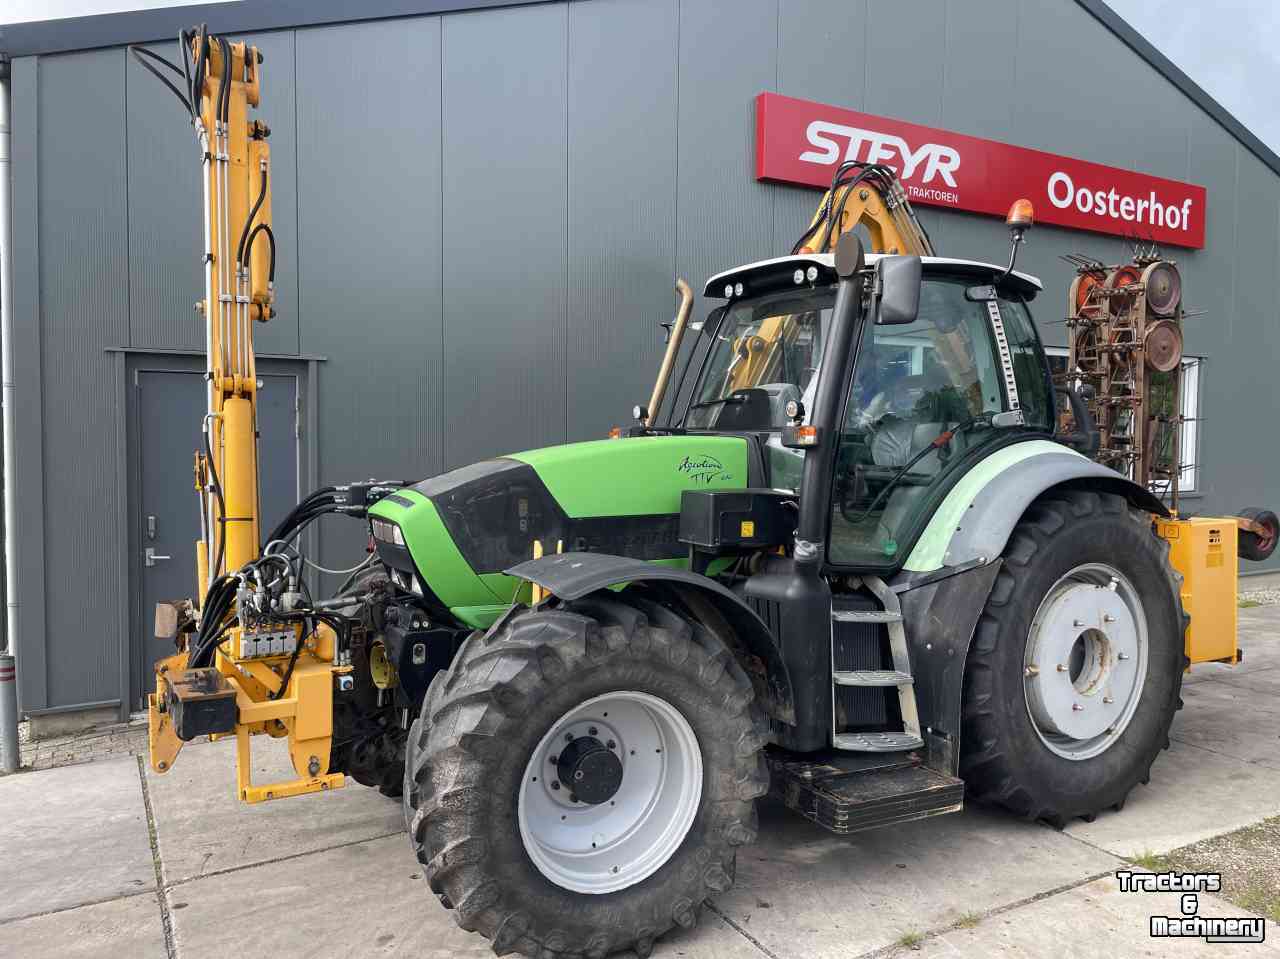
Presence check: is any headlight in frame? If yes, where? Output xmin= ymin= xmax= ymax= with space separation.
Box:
xmin=371 ymin=518 xmax=406 ymax=546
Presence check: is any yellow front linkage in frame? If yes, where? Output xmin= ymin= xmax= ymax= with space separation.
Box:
xmin=140 ymin=29 xmax=342 ymax=802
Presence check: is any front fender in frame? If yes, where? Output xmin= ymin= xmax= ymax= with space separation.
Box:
xmin=506 ymin=552 xmax=795 ymax=724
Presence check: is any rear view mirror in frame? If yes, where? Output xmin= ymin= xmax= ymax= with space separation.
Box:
xmin=876 ymin=255 xmax=922 ymax=325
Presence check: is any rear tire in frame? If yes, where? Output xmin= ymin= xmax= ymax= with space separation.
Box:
xmin=404 ymin=589 xmax=768 ymax=959
xmin=960 ymin=490 xmax=1187 ymax=825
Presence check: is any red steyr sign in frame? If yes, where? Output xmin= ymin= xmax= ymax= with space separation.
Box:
xmin=755 ymin=92 xmax=1206 ymax=249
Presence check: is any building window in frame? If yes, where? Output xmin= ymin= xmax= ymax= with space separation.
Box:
xmin=1045 ymin=348 xmax=1201 ymax=493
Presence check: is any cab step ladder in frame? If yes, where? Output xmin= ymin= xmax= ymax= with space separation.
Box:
xmin=831 ymin=576 xmax=923 ymax=752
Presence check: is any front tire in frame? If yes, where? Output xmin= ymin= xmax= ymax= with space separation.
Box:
xmin=960 ymin=490 xmax=1187 ymax=825
xmin=404 ymin=589 xmax=768 ymax=958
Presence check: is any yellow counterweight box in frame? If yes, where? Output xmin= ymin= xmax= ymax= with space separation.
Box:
xmin=1156 ymin=517 xmax=1238 ymax=665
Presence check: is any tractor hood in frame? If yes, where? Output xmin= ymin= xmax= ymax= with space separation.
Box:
xmin=367 ymin=435 xmax=749 ymax=627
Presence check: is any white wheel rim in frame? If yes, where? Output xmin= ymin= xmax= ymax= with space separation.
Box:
xmin=517 ymin=691 xmax=702 ymax=894
xmin=1023 ymin=563 xmax=1148 ymax=760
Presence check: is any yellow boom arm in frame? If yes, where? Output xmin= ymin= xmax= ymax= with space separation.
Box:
xmin=142 ymin=29 xmax=342 ymax=803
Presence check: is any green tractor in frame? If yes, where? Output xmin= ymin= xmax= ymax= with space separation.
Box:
xmin=346 ymin=212 xmax=1198 ymax=957
xmin=128 ymin=37 xmax=1268 ymax=956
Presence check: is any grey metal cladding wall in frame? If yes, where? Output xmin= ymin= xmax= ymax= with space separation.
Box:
xmin=11 ymin=56 xmax=49 ymax=710
xmin=441 ymin=4 xmax=568 ymax=469
xmin=126 ymin=31 xmax=300 ymax=355
xmin=771 ymin=0 xmax=868 ymax=254
xmin=676 ymin=0 xmax=776 ymax=307
xmin=566 ymin=0 xmax=678 ymax=440
xmin=295 ymin=16 xmax=445 ymax=566
xmin=666 ymin=0 xmax=777 ymax=417
xmin=36 ymin=49 xmax=130 ymax=707
xmin=1217 ymin=150 xmax=1280 ymax=514
xmin=127 ymin=41 xmax=204 ymax=352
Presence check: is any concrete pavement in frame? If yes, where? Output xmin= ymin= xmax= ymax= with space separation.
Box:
xmin=4 ymin=604 xmax=1280 ymax=958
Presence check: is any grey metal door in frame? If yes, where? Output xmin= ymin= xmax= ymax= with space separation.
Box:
xmin=132 ymin=369 xmax=299 ymax=707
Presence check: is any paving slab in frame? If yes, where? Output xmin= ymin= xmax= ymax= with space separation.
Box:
xmin=1184 ymin=609 xmax=1280 ymax=686
xmin=1201 ymin=665 xmax=1280 ymax=696
xmin=712 ymin=799 xmax=1117 ymax=959
xmin=168 ymin=832 xmax=756 ymax=958
xmin=0 ymin=756 xmax=155 ymax=922
xmin=1064 ymin=737 xmax=1280 ymax=857
xmin=1237 ymin=607 xmax=1280 ymax=667
xmin=1172 ymin=679 xmax=1280 ymax=771
xmin=147 ymin=734 xmax=405 ymax=884
xmin=0 ymin=891 xmax=168 ymax=959
xmin=915 ymin=874 xmax=1280 ymax=957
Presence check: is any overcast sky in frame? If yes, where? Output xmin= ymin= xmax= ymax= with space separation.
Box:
xmin=3 ymin=0 xmax=1278 ymax=156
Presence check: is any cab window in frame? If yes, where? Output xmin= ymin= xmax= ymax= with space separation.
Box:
xmin=827 ymin=276 xmax=1048 ymax=567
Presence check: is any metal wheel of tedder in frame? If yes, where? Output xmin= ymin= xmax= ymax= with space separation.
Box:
xmin=403 ymin=589 xmax=768 ymax=959
xmin=961 ymin=490 xmax=1188 ymax=827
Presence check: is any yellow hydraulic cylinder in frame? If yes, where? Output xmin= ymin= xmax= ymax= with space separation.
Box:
xmin=221 ymin=396 xmax=258 ymax=571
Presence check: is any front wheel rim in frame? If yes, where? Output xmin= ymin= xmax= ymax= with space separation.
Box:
xmin=517 ymin=691 xmax=702 ymax=894
xmin=1023 ymin=563 xmax=1149 ymax=761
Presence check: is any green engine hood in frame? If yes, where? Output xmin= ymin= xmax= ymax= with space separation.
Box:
xmin=368 ymin=435 xmax=749 ymax=628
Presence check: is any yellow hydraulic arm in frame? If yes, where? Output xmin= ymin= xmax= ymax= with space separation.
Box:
xmin=136 ymin=28 xmax=343 ymax=802
xmin=727 ymin=164 xmax=935 ymax=394
xmin=793 ymin=161 xmax=934 ymax=258
xmin=647 ymin=163 xmax=934 ymax=421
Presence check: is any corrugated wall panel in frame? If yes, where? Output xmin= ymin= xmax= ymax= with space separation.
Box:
xmin=676 ymin=0 xmax=777 ymax=307
xmin=126 ymin=40 xmax=204 ymax=351
xmin=11 ymin=56 xmax=49 ymax=710
xmin=863 ymin=0 xmax=945 ymax=126
xmin=441 ymin=3 xmax=569 ymax=467
xmin=295 ymin=17 xmax=445 ymax=567
xmin=669 ymin=0 xmax=778 ymax=417
xmin=566 ymin=0 xmax=678 ymax=441
xmin=773 ymin=0 xmax=870 ymax=251
xmin=36 ymin=50 xmax=131 ymax=707
xmin=940 ymin=0 xmax=1018 ymax=142
xmin=1184 ymin=110 xmax=1238 ymax=344
xmin=1208 ymin=149 xmax=1279 ymax=512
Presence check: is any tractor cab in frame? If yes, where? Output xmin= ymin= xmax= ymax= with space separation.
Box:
xmin=686 ymin=252 xmax=1052 ymax=570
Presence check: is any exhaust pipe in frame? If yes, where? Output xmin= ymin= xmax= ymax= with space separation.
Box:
xmin=644 ymin=278 xmax=694 ymax=428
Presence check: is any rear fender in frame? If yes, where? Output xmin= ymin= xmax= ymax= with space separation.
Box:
xmin=506 ymin=552 xmax=795 ymax=724
xmin=906 ymin=444 xmax=1168 ymax=572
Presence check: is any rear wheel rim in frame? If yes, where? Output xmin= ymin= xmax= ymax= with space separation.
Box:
xmin=1023 ymin=563 xmax=1149 ymax=761
xmin=518 ymin=690 xmax=702 ymax=894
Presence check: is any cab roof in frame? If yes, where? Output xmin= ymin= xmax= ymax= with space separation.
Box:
xmin=703 ymin=253 xmax=1042 ymax=300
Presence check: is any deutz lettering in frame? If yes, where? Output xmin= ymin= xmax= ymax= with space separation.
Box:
xmin=799 ymin=120 xmax=961 ymax=187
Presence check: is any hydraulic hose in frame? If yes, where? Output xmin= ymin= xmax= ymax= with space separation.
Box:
xmin=203 ymin=420 xmax=227 ymax=582
xmin=243 ymin=223 xmax=276 ymax=281
xmin=128 ymin=45 xmax=192 ymax=116
xmin=236 ymin=166 xmax=268 ymax=268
